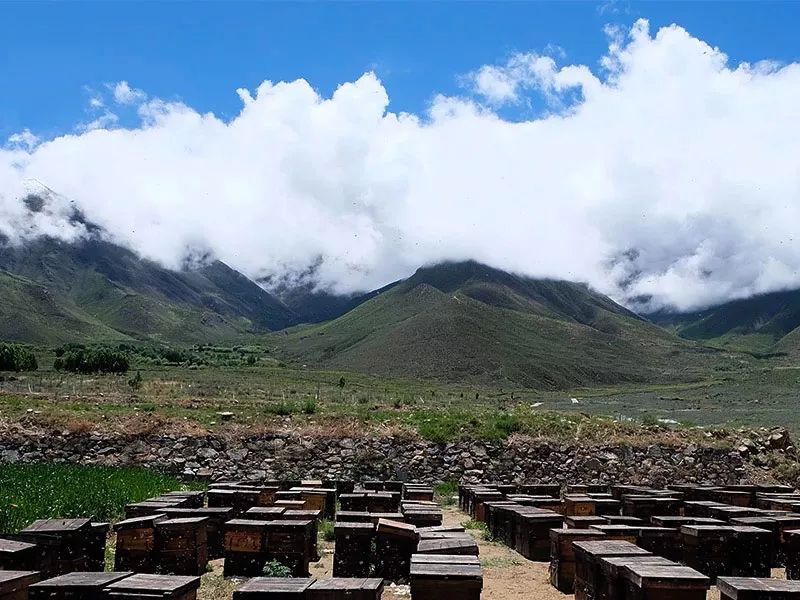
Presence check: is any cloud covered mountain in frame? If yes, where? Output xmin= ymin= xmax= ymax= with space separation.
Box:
xmin=2 ymin=20 xmax=800 ymax=313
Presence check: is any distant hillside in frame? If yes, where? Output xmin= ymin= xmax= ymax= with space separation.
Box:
xmin=272 ymin=282 xmax=380 ymax=324
xmin=0 ymin=236 xmax=297 ymax=344
xmin=649 ymin=288 xmax=800 ymax=353
xmin=274 ymin=261 xmax=713 ymax=389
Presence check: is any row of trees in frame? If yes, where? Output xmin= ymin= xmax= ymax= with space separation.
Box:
xmin=53 ymin=346 xmax=130 ymax=374
xmin=0 ymin=344 xmax=38 ymax=372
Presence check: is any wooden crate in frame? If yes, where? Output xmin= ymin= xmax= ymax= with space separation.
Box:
xmin=339 ymin=494 xmax=368 ymax=512
xmin=29 ymin=571 xmax=131 ymax=600
xmin=20 ymin=518 xmax=94 ymax=576
xmin=278 ymin=511 xmax=320 ymax=562
xmin=161 ymin=491 xmax=205 ymax=509
xmin=155 ymin=518 xmax=208 ymax=576
xmin=264 ymin=520 xmax=314 ymax=577
xmin=0 ymin=539 xmax=39 ymax=571
xmin=634 ymin=527 xmax=680 ymax=561
xmin=375 ymin=519 xmax=418 ymax=582
xmin=549 ymin=528 xmax=608 ymax=593
xmin=124 ymin=501 xmax=181 ymax=519
xmin=680 ymin=525 xmax=734 ymax=582
xmin=103 ymin=573 xmax=200 ymax=600
xmin=336 ymin=512 xmax=372 ymax=523
xmin=717 ymin=576 xmax=800 ymax=600
xmin=223 ymin=519 xmax=268 ymax=577
xmin=410 ymin=560 xmax=482 ymax=600
xmin=599 ymin=555 xmax=675 ymax=600
xmin=622 ymin=564 xmax=711 ymax=600
xmin=567 ymin=516 xmax=608 ymax=529
xmin=565 ymin=495 xmax=597 ymax=517
xmin=87 ymin=523 xmax=109 ymax=571
xmin=334 ymin=523 xmax=374 ymax=578
xmin=603 ymin=516 xmax=644 ymax=526
xmin=730 ymin=526 xmax=772 ymax=577
xmin=233 ymin=577 xmax=317 ymax=599
xmin=416 ymin=533 xmax=478 ymax=556
xmin=518 ymin=484 xmax=561 ymax=498
xmin=0 ymin=571 xmax=41 ymax=600
xmin=514 ymin=511 xmax=564 ymax=561
xmin=114 ymin=514 xmax=168 ymax=574
xmin=307 ymin=577 xmax=384 ymax=600
xmin=160 ymin=507 xmax=233 ymax=560
xmin=572 ymin=540 xmax=651 ymax=600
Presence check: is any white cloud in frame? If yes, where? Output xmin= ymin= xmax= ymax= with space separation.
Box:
xmin=77 ymin=111 xmax=119 ymax=132
xmin=6 ymin=129 xmax=39 ymax=151
xmin=1 ymin=20 xmax=800 ymax=312
xmin=112 ymin=80 xmax=147 ymax=105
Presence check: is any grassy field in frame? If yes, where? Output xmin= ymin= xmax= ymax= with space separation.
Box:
xmin=0 ymin=463 xmax=190 ymax=532
xmin=1 ymin=340 xmax=798 ymax=442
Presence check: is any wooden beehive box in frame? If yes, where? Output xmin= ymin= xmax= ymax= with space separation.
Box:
xmin=245 ymin=507 xmax=286 ymax=521
xmin=279 ymin=511 xmax=320 ymax=562
xmin=623 ymin=563 xmax=710 ymax=600
xmin=409 ymin=559 xmax=482 ymax=600
xmin=717 ymin=576 xmax=800 ymax=600
xmin=572 ymin=540 xmax=650 ymax=600
xmin=679 ymin=524 xmax=734 ymax=582
xmin=161 ymin=491 xmax=205 ymax=509
xmin=114 ymin=514 xmax=168 ymax=574
xmin=365 ymin=492 xmax=400 ymax=513
xmin=594 ymin=498 xmax=623 ymax=516
xmin=263 ymin=520 xmax=314 ymax=577
xmin=336 ymin=511 xmax=371 ymax=523
xmin=375 ymin=519 xmax=418 ymax=582
xmin=307 ymin=577 xmax=384 ymax=600
xmin=223 ymin=519 xmax=268 ymax=577
xmin=518 ymin=484 xmax=561 ymax=498
xmin=514 ymin=510 xmax=564 ymax=561
xmin=233 ymin=577 xmax=317 ymax=599
xmin=29 ymin=571 xmax=132 ymax=600
xmin=19 ymin=518 xmax=94 ymax=576
xmin=124 ymin=501 xmax=181 ymax=519
xmin=634 ymin=526 xmax=680 ymax=561
xmin=0 ymin=571 xmax=41 ymax=600
xmin=548 ymin=528 xmax=607 ymax=593
xmin=155 ymin=517 xmax=209 ymax=576
xmin=0 ymin=539 xmax=39 ymax=571
xmin=160 ymin=507 xmax=233 ymax=560
xmin=603 ymin=515 xmax=644 ymax=526
xmin=103 ymin=573 xmax=201 ymax=600
xmin=333 ymin=522 xmax=374 ymax=578
xmin=207 ymin=489 xmax=236 ymax=510
xmin=598 ymin=555 xmax=675 ymax=600
xmin=87 ymin=522 xmax=109 ymax=571
xmin=566 ymin=515 xmax=608 ymax=529
xmin=729 ymin=526 xmax=773 ymax=577
xmin=339 ymin=494 xmax=368 ymax=512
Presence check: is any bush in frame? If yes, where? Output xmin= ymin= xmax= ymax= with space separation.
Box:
xmin=0 ymin=344 xmax=38 ymax=372
xmin=262 ymin=559 xmax=293 ymax=577
xmin=319 ymin=519 xmax=335 ymax=542
xmin=302 ymin=399 xmax=317 ymax=415
xmin=55 ymin=347 xmax=130 ymax=374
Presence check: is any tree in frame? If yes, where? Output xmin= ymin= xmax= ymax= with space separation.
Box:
xmin=0 ymin=344 xmax=38 ymax=372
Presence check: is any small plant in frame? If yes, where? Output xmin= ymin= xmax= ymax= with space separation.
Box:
xmin=267 ymin=401 xmax=294 ymax=416
xmin=127 ymin=370 xmax=143 ymax=390
xmin=434 ymin=480 xmax=458 ymax=506
xmin=338 ymin=376 xmax=346 ymax=388
xmin=262 ymin=559 xmax=293 ymax=577
xmin=319 ymin=519 xmax=335 ymax=542
xmin=302 ymin=398 xmax=317 ymax=415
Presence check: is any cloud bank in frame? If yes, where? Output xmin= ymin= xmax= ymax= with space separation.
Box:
xmin=2 ymin=19 xmax=800 ymax=312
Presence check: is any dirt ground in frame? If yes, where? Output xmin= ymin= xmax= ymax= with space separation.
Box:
xmin=196 ymin=505 xmax=785 ymax=599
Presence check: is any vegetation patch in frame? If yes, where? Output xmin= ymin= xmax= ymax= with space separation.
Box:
xmin=0 ymin=463 xmax=189 ymax=531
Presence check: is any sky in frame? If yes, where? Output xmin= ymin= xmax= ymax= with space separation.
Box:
xmin=1 ymin=1 xmax=800 ymax=312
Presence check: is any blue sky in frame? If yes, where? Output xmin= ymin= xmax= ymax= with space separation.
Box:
xmin=2 ymin=1 xmax=799 ymax=140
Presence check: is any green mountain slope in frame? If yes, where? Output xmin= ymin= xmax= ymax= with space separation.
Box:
xmin=0 ymin=237 xmax=296 ymax=343
xmin=649 ymin=288 xmax=800 ymax=353
xmin=275 ymin=261 xmax=712 ymax=388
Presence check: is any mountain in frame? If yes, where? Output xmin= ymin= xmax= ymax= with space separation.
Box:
xmin=649 ymin=288 xmax=800 ymax=354
xmin=271 ymin=282 xmax=379 ymax=324
xmin=0 ymin=236 xmax=297 ymax=344
xmin=273 ymin=261 xmax=713 ymax=388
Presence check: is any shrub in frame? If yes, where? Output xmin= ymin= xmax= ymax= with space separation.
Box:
xmin=302 ymin=399 xmax=317 ymax=415
xmin=262 ymin=559 xmax=292 ymax=577
xmin=319 ymin=519 xmax=335 ymax=542
xmin=0 ymin=344 xmax=38 ymax=372
xmin=55 ymin=347 xmax=130 ymax=374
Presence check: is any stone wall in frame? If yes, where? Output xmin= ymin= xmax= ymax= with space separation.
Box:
xmin=0 ymin=426 xmax=760 ymax=486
